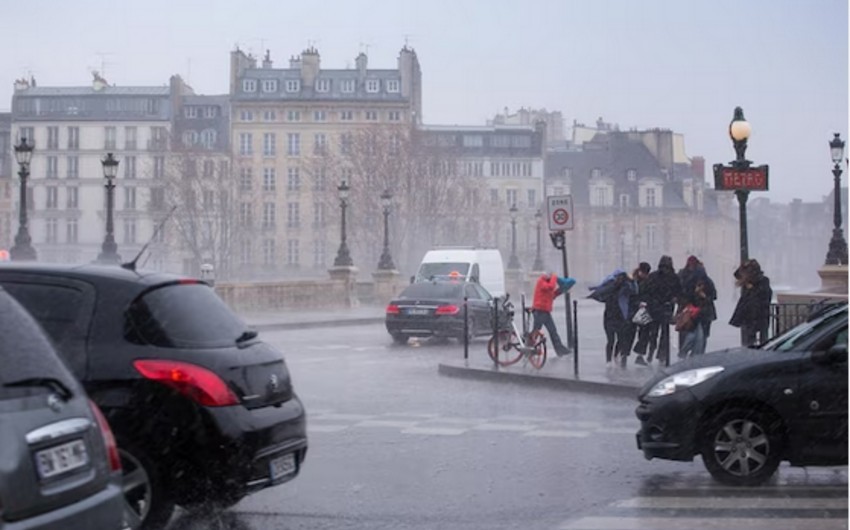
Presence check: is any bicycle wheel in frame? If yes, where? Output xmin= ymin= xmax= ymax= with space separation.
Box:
xmin=487 ymin=330 xmax=523 ymax=366
xmin=528 ymin=334 xmax=547 ymax=369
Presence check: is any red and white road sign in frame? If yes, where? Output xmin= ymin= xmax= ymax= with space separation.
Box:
xmin=547 ymin=195 xmax=574 ymax=231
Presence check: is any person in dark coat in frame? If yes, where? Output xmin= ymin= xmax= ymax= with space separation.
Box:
xmin=729 ymin=259 xmax=772 ymax=346
xmin=590 ymin=270 xmax=635 ymax=368
xmin=628 ymin=262 xmax=652 ymax=366
xmin=678 ymin=278 xmax=713 ymax=359
xmin=677 ymin=256 xmax=717 ymax=354
xmin=632 ymin=255 xmax=681 ymax=364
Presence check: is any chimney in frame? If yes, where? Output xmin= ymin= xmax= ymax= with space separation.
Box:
xmin=289 ymin=55 xmax=301 ymax=69
xmin=355 ymin=52 xmax=368 ymax=79
xmin=262 ymin=49 xmax=273 ymax=69
xmin=691 ymin=156 xmax=705 ymax=182
xmin=229 ymin=47 xmax=256 ymax=94
xmin=300 ymin=47 xmax=320 ymax=87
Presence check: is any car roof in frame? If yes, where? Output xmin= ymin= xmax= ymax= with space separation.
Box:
xmin=0 ymin=262 xmax=192 ymax=292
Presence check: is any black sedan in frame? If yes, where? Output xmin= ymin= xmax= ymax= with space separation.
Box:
xmin=636 ymin=303 xmax=847 ymax=486
xmin=386 ymin=280 xmax=495 ymax=344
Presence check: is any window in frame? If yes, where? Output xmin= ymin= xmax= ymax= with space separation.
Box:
xmin=46 ymin=156 xmax=58 ymax=179
xmin=627 ymin=169 xmax=637 ymax=181
xmin=285 ymin=80 xmax=300 ymax=93
xmin=287 ymin=167 xmax=300 ymax=191
xmin=263 ymin=110 xmax=276 ymax=122
xmin=386 ymin=79 xmax=400 ymax=93
xmin=184 ymin=106 xmax=197 ymax=118
xmin=182 ymin=130 xmax=198 ymax=147
xmin=287 ymin=239 xmax=299 ymax=265
xmin=262 ymin=203 xmax=275 ymax=229
xmin=313 ymin=240 xmax=326 ymax=266
xmin=463 ymin=135 xmax=483 ymax=147
xmin=314 ymin=133 xmax=327 ymax=155
xmin=47 ymin=126 xmax=59 ymax=149
xmin=242 ymin=79 xmax=257 ymax=92
xmin=239 ymin=167 xmax=253 ymax=191
xmin=527 ymin=189 xmax=536 ymax=207
xmin=646 ymin=187 xmax=657 ymax=208
xmin=124 ymin=156 xmax=137 ymax=179
xmin=511 ymin=135 xmax=532 ymax=147
xmin=262 ymin=79 xmax=278 ymax=93
xmin=123 ymin=219 xmax=137 ymax=244
xmin=491 ymin=135 xmax=510 ymax=148
xmin=315 ymin=78 xmax=331 ymax=92
xmin=66 ymin=156 xmax=78 ymax=179
xmin=340 ymin=110 xmax=354 ymax=121
xmin=200 ymin=129 xmax=217 ymax=149
xmin=341 ymin=79 xmax=355 ymax=93
xmin=150 ymin=126 xmax=168 ymax=150
xmin=287 ymin=133 xmax=300 ymax=156
xmin=340 ymin=133 xmax=352 ymax=155
xmin=287 ymin=202 xmax=300 ymax=228
xmin=388 ymin=110 xmax=401 ymax=122
xmin=263 ymin=133 xmax=276 ymax=157
xmin=263 ymin=239 xmax=275 ymax=266
xmin=67 ymin=187 xmax=78 ymax=208
xmin=313 ymin=167 xmax=327 ymax=191
xmin=46 ymin=187 xmax=58 ymax=209
xmin=66 ymin=219 xmax=78 ymax=244
xmin=150 ymin=187 xmax=165 ymax=210
xmin=125 ymin=127 xmax=137 ymax=150
xmin=153 ymin=156 xmax=165 ymax=179
xmin=619 ymin=193 xmax=630 ymax=209
xmin=490 ymin=189 xmax=499 ymax=206
xmin=596 ymin=223 xmax=607 ymax=250
xmin=239 ymin=133 xmax=253 ymax=155
xmin=506 ymin=189 xmax=518 ymax=207
xmin=240 ymin=110 xmax=254 ymax=121
xmin=646 ymin=224 xmax=658 ymax=249
xmin=46 ymin=219 xmax=58 ymax=243
xmin=262 ymin=168 xmax=275 ymax=192
xmin=561 ymin=167 xmax=572 ymax=178
xmin=240 ymin=239 xmax=252 ymax=265
xmin=365 ymin=110 xmax=378 ymax=121
xmin=203 ymin=160 xmax=214 ymax=177
xmin=287 ymin=110 xmax=301 ymax=122
xmin=595 ymin=187 xmax=606 ymax=206
xmin=591 ymin=168 xmax=602 ymax=178
xmin=239 ymin=202 xmax=252 ymax=226
xmin=124 ymin=187 xmax=136 ymax=209
xmin=365 ymin=79 xmax=380 ymax=93
xmin=204 ymin=106 xmax=217 ymax=118
xmin=313 ymin=110 xmax=326 ymax=122
xmin=67 ymin=127 xmax=79 ymax=149
xmin=313 ymin=201 xmax=325 ymax=227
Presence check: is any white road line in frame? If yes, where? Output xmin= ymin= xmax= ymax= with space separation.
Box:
xmin=307 ymin=425 xmax=349 ymax=433
xmin=612 ymin=496 xmax=847 ymax=510
xmin=401 ymin=427 xmax=467 ymax=436
xmin=595 ymin=427 xmax=639 ymax=434
xmin=471 ymin=423 xmax=537 ymax=432
xmin=523 ymin=430 xmax=591 ymax=438
xmin=354 ymin=420 xmax=420 ymax=428
xmin=558 ymin=516 xmax=849 ymax=530
xmin=311 ymin=414 xmax=375 ymax=421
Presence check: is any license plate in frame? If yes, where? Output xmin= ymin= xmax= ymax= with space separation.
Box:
xmin=269 ymin=453 xmax=296 ymax=481
xmin=35 ymin=439 xmax=89 ymax=479
xmin=407 ymin=308 xmax=430 ymax=316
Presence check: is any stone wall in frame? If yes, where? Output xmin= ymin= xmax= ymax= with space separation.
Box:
xmin=215 ymin=279 xmax=355 ymax=312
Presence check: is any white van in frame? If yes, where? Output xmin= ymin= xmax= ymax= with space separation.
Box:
xmin=414 ymin=248 xmax=506 ymax=297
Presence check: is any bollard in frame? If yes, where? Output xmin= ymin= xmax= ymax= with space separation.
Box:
xmin=573 ymin=299 xmax=579 ymax=377
xmin=463 ymin=296 xmax=469 ymax=360
xmin=492 ymin=297 xmax=499 ymax=367
xmin=662 ymin=312 xmax=671 ymax=367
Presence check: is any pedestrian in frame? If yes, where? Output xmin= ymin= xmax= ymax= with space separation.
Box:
xmin=531 ymin=272 xmax=573 ymax=356
xmin=629 ymin=262 xmax=653 ymax=366
xmin=677 ymin=279 xmax=712 ymax=359
xmin=632 ymin=255 xmax=681 ymax=365
xmin=590 ymin=270 xmax=636 ymax=368
xmin=677 ymin=256 xmax=717 ymax=354
xmin=729 ymin=259 xmax=772 ymax=347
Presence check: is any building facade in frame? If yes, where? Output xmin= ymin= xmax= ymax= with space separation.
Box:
xmin=489 ymin=107 xmax=564 ymax=147
xmin=0 ymin=113 xmax=11 ymax=251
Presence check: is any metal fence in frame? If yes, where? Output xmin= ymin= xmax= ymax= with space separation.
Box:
xmin=769 ymin=300 xmax=844 ymax=338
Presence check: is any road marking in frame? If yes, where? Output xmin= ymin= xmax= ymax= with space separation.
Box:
xmin=558 ymin=516 xmax=849 ymax=530
xmin=523 ymin=430 xmax=591 ymax=438
xmin=472 ymin=423 xmax=537 ymax=432
xmin=355 ymin=420 xmax=420 ymax=428
xmin=312 ymin=413 xmax=374 ymax=421
xmin=612 ymin=496 xmax=847 ymax=510
xmin=595 ymin=427 xmax=638 ymax=434
xmin=401 ymin=427 xmax=466 ymax=436
xmin=307 ymin=425 xmax=349 ymax=433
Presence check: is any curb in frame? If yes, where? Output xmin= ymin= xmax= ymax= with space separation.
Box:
xmin=249 ymin=317 xmax=385 ymax=332
xmin=437 ymin=362 xmax=642 ymax=399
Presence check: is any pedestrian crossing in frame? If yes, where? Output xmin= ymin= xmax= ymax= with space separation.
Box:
xmin=557 ymin=469 xmax=848 ymax=530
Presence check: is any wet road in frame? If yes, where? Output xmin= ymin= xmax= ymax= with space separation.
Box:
xmin=165 ymin=324 xmax=848 ymax=530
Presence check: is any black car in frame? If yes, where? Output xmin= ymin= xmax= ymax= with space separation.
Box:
xmin=386 ymin=280 xmax=495 ymax=344
xmin=0 ymin=263 xmax=307 ymax=529
xmin=0 ymin=285 xmax=124 ymax=529
xmin=636 ymin=303 xmax=847 ymax=486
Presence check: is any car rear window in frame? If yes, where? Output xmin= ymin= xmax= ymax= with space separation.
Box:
xmin=400 ymin=282 xmax=463 ymax=299
xmin=416 ymin=262 xmax=470 ymax=282
xmin=125 ymin=283 xmax=246 ymax=349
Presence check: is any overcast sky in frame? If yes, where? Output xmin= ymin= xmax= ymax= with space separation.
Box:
xmin=2 ymin=0 xmax=846 ymax=203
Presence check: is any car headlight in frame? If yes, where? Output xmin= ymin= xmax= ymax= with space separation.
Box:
xmin=646 ymin=366 xmax=725 ymax=397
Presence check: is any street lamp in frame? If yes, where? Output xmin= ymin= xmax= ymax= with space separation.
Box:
xmin=507 ymin=203 xmax=521 ymax=270
xmin=333 ymin=179 xmax=353 ymax=267
xmin=825 ymin=133 xmax=848 ymax=265
xmin=10 ymin=137 xmax=37 ymax=261
xmin=377 ymin=189 xmax=396 ymax=270
xmin=96 ymin=153 xmax=122 ymax=264
xmin=730 ymin=107 xmax=752 ymax=264
xmin=532 ymin=208 xmax=544 ymax=271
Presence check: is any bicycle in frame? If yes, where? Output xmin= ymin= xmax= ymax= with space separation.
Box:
xmin=487 ymin=294 xmax=548 ymax=369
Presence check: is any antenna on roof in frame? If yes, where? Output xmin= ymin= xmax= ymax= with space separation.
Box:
xmin=121 ymin=206 xmax=177 ymax=272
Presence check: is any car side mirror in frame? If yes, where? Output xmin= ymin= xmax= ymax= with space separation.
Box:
xmin=813 ymin=344 xmax=848 ymax=365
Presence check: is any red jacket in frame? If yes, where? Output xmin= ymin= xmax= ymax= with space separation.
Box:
xmin=532 ymin=274 xmax=559 ymax=312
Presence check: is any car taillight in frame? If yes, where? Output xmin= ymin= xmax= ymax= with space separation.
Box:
xmin=435 ymin=304 xmax=460 ymax=315
xmin=88 ymin=400 xmax=121 ymax=472
xmin=133 ymin=359 xmax=239 ymax=407
xmin=386 ymin=304 xmax=400 ymax=314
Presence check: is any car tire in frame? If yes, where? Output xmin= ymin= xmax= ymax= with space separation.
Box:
xmin=118 ymin=440 xmax=175 ymax=530
xmin=699 ymin=407 xmax=784 ymax=487
xmin=391 ymin=333 xmax=409 ymax=345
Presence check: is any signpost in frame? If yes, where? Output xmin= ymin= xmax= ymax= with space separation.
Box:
xmin=546 ymin=195 xmax=575 ymax=352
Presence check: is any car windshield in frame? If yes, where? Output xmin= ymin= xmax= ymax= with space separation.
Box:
xmin=415 ymin=263 xmax=470 ymax=283
xmin=399 ymin=282 xmax=464 ymax=300
xmin=760 ymin=305 xmax=848 ymax=352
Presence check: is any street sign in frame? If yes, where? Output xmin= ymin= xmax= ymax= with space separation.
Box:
xmin=712 ymin=164 xmax=769 ymax=191
xmin=547 ymin=195 xmax=574 ymax=231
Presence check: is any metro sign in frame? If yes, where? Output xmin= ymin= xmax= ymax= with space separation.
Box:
xmin=712 ymin=164 xmax=769 ymax=191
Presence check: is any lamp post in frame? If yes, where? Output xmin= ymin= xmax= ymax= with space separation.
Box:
xmin=825 ymin=133 xmax=848 ymax=265
xmin=333 ymin=179 xmax=353 ymax=267
xmin=96 ymin=153 xmax=122 ymax=264
xmin=532 ymin=208 xmax=544 ymax=271
xmin=729 ymin=107 xmax=753 ymax=264
xmin=10 ymin=137 xmax=37 ymax=261
xmin=377 ymin=189 xmax=396 ymax=270
xmin=507 ymin=204 xmax=521 ymax=270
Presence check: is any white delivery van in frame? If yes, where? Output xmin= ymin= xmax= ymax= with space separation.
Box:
xmin=414 ymin=248 xmax=506 ymax=297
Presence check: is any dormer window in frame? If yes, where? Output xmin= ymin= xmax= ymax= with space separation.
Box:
xmin=204 ymin=106 xmax=217 ymax=118
xmin=646 ymin=188 xmax=657 ymax=207
xmin=626 ymin=168 xmax=637 ymax=181
xmin=561 ymin=167 xmax=572 ymax=178
xmin=365 ymin=79 xmax=380 ymax=93
xmin=386 ymin=79 xmax=400 ymax=93
xmin=242 ymin=79 xmax=257 ymax=93
xmin=619 ymin=194 xmax=630 ymax=208
xmin=341 ymin=79 xmax=355 ymax=93
xmin=591 ymin=168 xmax=602 ymax=178
xmin=262 ymin=80 xmax=278 ymax=93
xmin=285 ymin=80 xmax=300 ymax=93
xmin=590 ymin=184 xmax=612 ymax=207
xmin=316 ymin=79 xmax=331 ymax=92
xmin=184 ymin=107 xmax=197 ymax=118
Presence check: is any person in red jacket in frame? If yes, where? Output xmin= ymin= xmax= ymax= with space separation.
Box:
xmin=531 ymin=273 xmax=572 ymax=356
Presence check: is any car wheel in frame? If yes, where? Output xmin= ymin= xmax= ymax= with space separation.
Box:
xmin=699 ymin=407 xmax=784 ymax=487
xmin=391 ymin=333 xmax=409 ymax=345
xmin=118 ymin=441 xmax=175 ymax=530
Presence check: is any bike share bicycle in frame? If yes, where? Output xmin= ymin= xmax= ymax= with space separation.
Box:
xmin=487 ymin=294 xmax=548 ymax=369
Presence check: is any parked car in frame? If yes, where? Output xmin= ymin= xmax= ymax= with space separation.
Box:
xmin=636 ymin=303 xmax=848 ymax=486
xmin=0 ymin=285 xmax=124 ymax=529
xmin=386 ymin=280 xmax=495 ymax=344
xmin=0 ymin=263 xmax=308 ymax=529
